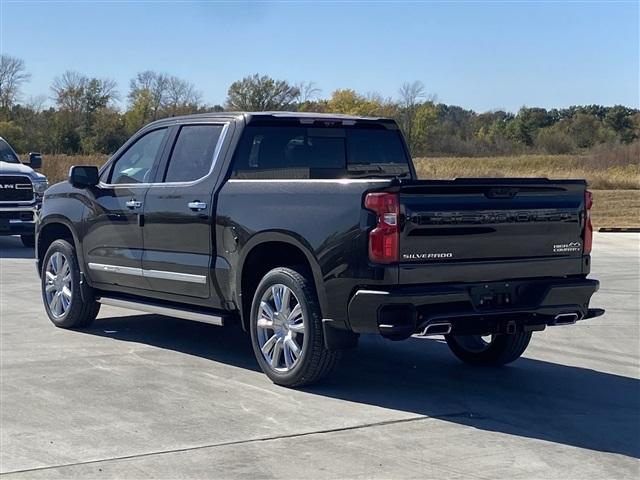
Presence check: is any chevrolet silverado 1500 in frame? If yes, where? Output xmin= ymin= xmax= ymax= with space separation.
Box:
xmin=36 ymin=112 xmax=603 ymax=386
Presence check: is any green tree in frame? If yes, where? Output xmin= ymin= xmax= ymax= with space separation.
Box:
xmin=508 ymin=107 xmax=554 ymax=146
xmin=568 ymin=113 xmax=600 ymax=148
xmin=326 ymin=89 xmax=387 ymax=116
xmin=604 ymin=105 xmax=637 ymax=143
xmin=128 ymin=71 xmax=168 ymax=120
xmin=124 ymin=89 xmax=154 ymax=135
xmin=51 ymin=71 xmax=88 ymax=114
xmin=397 ymin=81 xmax=426 ymax=153
xmin=8 ymin=102 xmax=56 ymax=152
xmin=81 ymin=108 xmax=127 ymax=154
xmin=0 ymin=121 xmax=26 ymax=151
xmin=128 ymin=71 xmax=202 ymax=120
xmin=226 ymin=74 xmax=300 ymax=111
xmin=409 ymin=102 xmax=438 ymax=155
xmin=50 ymin=110 xmax=81 ymax=154
xmin=536 ymin=125 xmax=576 ymax=154
xmin=51 ymin=71 xmax=119 ymax=153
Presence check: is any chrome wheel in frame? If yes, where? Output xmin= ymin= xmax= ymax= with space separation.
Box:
xmin=44 ymin=252 xmax=72 ymax=318
xmin=256 ymin=284 xmax=305 ymax=372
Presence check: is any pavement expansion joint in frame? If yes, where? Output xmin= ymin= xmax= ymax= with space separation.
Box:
xmin=0 ymin=413 xmax=468 ymax=476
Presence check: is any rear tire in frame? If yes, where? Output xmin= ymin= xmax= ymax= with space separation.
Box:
xmin=21 ymin=234 xmax=35 ymax=248
xmin=249 ymin=267 xmax=340 ymax=387
xmin=445 ymin=331 xmax=532 ymax=366
xmin=41 ymin=239 xmax=100 ymax=329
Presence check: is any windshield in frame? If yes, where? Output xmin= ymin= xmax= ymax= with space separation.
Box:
xmin=0 ymin=139 xmax=20 ymax=164
xmin=232 ymin=125 xmax=411 ymax=179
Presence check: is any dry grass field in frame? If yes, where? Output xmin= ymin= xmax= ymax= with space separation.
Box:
xmin=42 ymin=152 xmax=639 ymax=228
xmin=590 ymin=190 xmax=639 ymax=228
xmin=413 ymin=153 xmax=639 ymax=227
xmin=42 ymin=154 xmax=108 ymax=184
xmin=413 ymin=154 xmax=639 ymax=190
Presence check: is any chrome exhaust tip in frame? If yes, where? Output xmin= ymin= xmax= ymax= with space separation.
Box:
xmin=553 ymin=312 xmax=580 ymax=325
xmin=414 ymin=322 xmax=453 ymax=337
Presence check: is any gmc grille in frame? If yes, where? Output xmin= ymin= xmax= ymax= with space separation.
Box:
xmin=0 ymin=176 xmax=34 ymax=202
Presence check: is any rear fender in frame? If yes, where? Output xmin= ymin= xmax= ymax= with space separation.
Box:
xmin=236 ymin=231 xmax=329 ymax=322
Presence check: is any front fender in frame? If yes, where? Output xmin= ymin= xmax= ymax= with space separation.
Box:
xmin=37 ymin=188 xmax=87 ymax=273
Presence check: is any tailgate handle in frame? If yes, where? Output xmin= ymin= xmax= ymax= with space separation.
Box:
xmin=486 ymin=188 xmax=518 ymax=199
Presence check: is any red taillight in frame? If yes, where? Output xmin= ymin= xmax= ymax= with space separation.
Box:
xmin=584 ymin=190 xmax=593 ymax=254
xmin=365 ymin=192 xmax=399 ymax=263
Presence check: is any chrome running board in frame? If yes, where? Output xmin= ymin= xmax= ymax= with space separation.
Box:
xmin=96 ymin=296 xmax=225 ymax=326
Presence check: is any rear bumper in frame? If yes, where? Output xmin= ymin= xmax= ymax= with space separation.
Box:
xmin=347 ymin=278 xmax=602 ymax=339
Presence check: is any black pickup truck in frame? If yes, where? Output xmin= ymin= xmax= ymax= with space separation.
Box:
xmin=36 ymin=112 xmax=603 ymax=386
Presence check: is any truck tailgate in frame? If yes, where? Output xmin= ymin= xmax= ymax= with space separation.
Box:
xmin=392 ymin=179 xmax=588 ymax=282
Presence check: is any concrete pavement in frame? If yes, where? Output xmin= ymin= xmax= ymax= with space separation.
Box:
xmin=0 ymin=233 xmax=638 ymax=479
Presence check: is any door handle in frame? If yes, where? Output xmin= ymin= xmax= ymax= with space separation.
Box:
xmin=126 ymin=200 xmax=142 ymax=209
xmin=188 ymin=201 xmax=207 ymax=211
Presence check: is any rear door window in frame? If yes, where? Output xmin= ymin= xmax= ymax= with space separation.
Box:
xmin=231 ymin=125 xmax=410 ymax=179
xmin=163 ymin=125 xmax=224 ymax=183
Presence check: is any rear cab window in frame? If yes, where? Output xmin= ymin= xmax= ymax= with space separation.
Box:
xmin=231 ymin=124 xmax=411 ymax=179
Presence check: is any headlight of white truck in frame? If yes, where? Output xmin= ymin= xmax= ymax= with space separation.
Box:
xmin=33 ymin=179 xmax=49 ymax=196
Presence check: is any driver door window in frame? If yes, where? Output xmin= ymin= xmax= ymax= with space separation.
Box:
xmin=109 ymin=128 xmax=168 ymax=184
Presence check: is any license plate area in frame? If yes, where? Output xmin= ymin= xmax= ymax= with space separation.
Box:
xmin=469 ymin=281 xmax=547 ymax=310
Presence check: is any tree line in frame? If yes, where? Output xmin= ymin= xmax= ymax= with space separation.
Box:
xmin=0 ymin=54 xmax=638 ymax=157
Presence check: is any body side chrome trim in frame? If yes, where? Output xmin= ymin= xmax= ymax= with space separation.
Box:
xmin=88 ymin=262 xmax=143 ymax=276
xmin=87 ymin=262 xmax=207 ymax=284
xmin=143 ymin=269 xmax=207 ymax=284
xmin=96 ymin=296 xmax=224 ymax=326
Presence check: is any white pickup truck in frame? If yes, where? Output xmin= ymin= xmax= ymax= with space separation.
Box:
xmin=0 ymin=137 xmax=48 ymax=246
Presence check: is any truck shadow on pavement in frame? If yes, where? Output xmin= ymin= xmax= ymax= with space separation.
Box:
xmin=87 ymin=314 xmax=639 ymax=460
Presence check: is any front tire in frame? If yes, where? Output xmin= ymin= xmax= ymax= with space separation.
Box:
xmin=445 ymin=331 xmax=532 ymax=366
xmin=249 ymin=267 xmax=340 ymax=387
xmin=41 ymin=239 xmax=100 ymax=329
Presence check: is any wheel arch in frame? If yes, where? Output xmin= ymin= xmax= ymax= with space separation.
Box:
xmin=236 ymin=232 xmax=327 ymax=331
xmin=37 ymin=217 xmax=82 ymax=276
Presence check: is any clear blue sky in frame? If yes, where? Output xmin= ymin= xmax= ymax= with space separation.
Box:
xmin=1 ymin=0 xmax=638 ymax=112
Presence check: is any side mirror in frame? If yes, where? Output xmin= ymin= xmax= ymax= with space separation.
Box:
xmin=26 ymin=152 xmax=42 ymax=169
xmin=69 ymin=165 xmax=99 ymax=188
